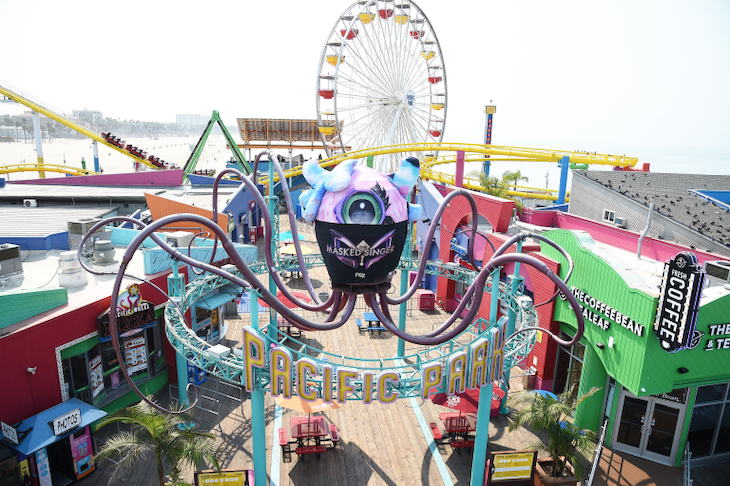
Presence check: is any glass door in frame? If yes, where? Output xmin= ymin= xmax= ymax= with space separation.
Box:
xmin=643 ymin=402 xmax=681 ymax=463
xmin=613 ymin=390 xmax=685 ymax=465
xmin=614 ymin=396 xmax=647 ymax=455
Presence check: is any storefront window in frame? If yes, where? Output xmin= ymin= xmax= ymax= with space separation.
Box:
xmin=62 ymin=316 xmax=165 ymax=407
xmin=554 ymin=331 xmax=584 ymax=401
xmin=696 ymin=384 xmax=726 ymax=403
xmin=689 ymin=405 xmax=721 ymax=457
xmin=688 ymin=383 xmax=730 ymax=458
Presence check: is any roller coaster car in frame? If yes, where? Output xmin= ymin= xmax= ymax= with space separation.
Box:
xmin=148 ymin=155 xmax=166 ymax=168
xmin=125 ymin=145 xmax=147 ymax=159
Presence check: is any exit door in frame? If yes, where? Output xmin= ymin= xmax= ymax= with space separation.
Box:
xmin=613 ymin=391 xmax=685 ymax=465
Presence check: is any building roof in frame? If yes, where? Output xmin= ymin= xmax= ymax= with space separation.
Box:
xmin=0 ymin=204 xmax=119 ymax=237
xmin=577 ymin=171 xmax=730 ymax=249
xmin=0 ymin=182 xmax=174 ymax=202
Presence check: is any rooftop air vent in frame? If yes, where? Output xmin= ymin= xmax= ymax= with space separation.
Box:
xmin=93 ymin=240 xmax=116 ymax=265
xmin=705 ymin=261 xmax=730 ymax=289
xmin=58 ymin=251 xmax=87 ymax=288
xmin=68 ymin=218 xmax=110 ymax=250
xmin=0 ymin=244 xmax=22 ymax=278
xmin=165 ymin=231 xmax=195 ymax=249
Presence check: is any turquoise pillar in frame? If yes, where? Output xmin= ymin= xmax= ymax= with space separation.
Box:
xmin=397 ymin=220 xmax=412 ymax=357
xmin=470 ymin=382 xmax=493 ymax=486
xmin=489 ymin=270 xmax=500 ymax=323
xmin=249 ymin=289 xmax=268 ymax=485
xmin=499 ymin=273 xmax=523 ymax=414
xmin=167 ymin=261 xmax=189 ymax=406
xmin=266 ymin=159 xmax=278 ymax=339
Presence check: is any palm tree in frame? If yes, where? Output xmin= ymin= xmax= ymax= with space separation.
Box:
xmin=507 ymin=386 xmax=599 ymax=479
xmin=95 ymin=396 xmax=221 ymax=486
xmin=502 ymin=170 xmax=529 ymax=191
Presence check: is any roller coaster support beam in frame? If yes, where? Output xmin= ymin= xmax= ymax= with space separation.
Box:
xmin=92 ymin=141 xmax=100 ymax=173
xmin=32 ymin=111 xmax=45 ymax=178
xmin=182 ymin=110 xmax=252 ymax=183
xmin=248 ymin=289 xmax=268 ymax=486
xmin=558 ymin=155 xmax=570 ymax=204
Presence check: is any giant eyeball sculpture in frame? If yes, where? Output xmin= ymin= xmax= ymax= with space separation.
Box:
xmin=299 ymin=157 xmax=422 ymax=294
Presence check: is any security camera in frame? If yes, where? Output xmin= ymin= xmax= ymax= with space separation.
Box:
xmin=26 ymin=367 xmax=37 ymax=375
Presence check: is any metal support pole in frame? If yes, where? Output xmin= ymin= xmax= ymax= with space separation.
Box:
xmin=248 ymin=290 xmax=267 ymax=485
xmin=483 ymin=105 xmax=496 ymax=176
xmin=500 ymin=271 xmax=523 ymax=414
xmin=168 ymin=260 xmax=189 ymax=406
xmin=558 ymin=156 xmax=570 ymax=205
xmin=470 ymin=382 xmax=493 ymax=486
xmin=267 ymin=159 xmax=278 ymax=338
xmin=32 ymin=111 xmax=45 ymax=178
xmin=92 ymin=140 xmax=100 ymax=173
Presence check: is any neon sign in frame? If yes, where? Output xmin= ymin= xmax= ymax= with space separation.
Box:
xmin=241 ymin=325 xmax=505 ymax=404
xmin=654 ymin=252 xmax=705 ymax=352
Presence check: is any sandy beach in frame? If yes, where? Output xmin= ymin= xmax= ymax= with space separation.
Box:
xmin=0 ymin=134 xmax=236 ymax=182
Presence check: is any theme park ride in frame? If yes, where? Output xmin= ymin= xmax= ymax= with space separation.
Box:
xmin=317 ymin=1 xmax=448 ymax=173
xmin=182 ymin=110 xmax=252 ymax=183
xmin=79 ymin=149 xmax=590 ymax=486
xmin=0 ymin=81 xmax=171 ymax=177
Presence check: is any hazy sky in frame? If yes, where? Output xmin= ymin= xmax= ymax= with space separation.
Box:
xmin=2 ymin=0 xmax=729 ymax=187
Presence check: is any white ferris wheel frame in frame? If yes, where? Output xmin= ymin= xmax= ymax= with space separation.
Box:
xmin=316 ymin=0 xmax=448 ymax=173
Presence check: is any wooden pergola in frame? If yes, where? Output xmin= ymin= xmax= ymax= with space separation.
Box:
xmin=236 ymin=118 xmax=336 ymax=151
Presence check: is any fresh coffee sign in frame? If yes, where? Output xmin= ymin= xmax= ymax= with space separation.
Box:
xmin=654 ymin=252 xmax=705 ymax=352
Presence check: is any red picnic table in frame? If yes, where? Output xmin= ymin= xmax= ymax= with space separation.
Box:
xmin=439 ymin=412 xmax=477 ymax=450
xmin=289 ymin=416 xmax=330 ymax=460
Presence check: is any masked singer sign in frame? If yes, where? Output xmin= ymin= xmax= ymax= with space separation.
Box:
xmin=654 ymin=252 xmax=705 ymax=352
xmin=316 ymin=220 xmax=407 ymax=285
xmin=300 ymin=157 xmax=422 ymax=289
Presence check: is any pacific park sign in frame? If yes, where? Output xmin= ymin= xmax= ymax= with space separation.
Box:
xmin=240 ymin=324 xmax=506 ymax=404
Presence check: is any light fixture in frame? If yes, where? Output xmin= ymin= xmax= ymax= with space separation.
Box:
xmin=596 ymin=342 xmax=605 ymax=350
xmin=26 ymin=367 xmax=37 ymax=375
xmin=678 ymin=367 xmax=689 ymax=374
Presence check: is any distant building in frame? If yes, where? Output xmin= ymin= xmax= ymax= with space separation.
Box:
xmin=0 ymin=126 xmax=23 ymax=139
xmin=72 ymin=109 xmax=103 ymax=124
xmin=176 ymin=114 xmax=207 ymax=125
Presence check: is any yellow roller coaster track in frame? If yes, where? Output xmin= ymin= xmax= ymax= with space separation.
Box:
xmin=0 ymin=164 xmax=98 ymax=177
xmin=0 ymin=84 xmax=159 ymax=170
xmin=260 ymin=142 xmax=638 ymax=201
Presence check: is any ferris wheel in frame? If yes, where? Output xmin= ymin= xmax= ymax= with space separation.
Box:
xmin=316 ymin=0 xmax=448 ymax=173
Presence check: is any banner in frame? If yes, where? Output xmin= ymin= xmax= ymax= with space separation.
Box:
xmin=315 ymin=220 xmax=407 ymax=285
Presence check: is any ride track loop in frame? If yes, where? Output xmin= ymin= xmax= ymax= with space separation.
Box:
xmin=79 ymin=150 xmax=587 ymax=411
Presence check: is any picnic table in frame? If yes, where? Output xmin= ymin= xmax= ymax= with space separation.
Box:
xmin=277 ymin=317 xmax=303 ymax=338
xmin=439 ymin=412 xmax=477 ymax=441
xmin=362 ymin=312 xmax=387 ymax=336
xmin=291 ymin=416 xmax=329 ymax=446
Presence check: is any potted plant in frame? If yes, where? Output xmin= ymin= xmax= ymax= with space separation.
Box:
xmin=507 ymin=386 xmax=600 ymax=486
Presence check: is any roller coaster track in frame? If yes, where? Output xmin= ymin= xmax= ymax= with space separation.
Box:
xmin=260 ymin=142 xmax=638 ymax=201
xmin=165 ymin=256 xmax=536 ymax=397
xmin=0 ymin=82 xmax=160 ymax=170
xmin=0 ymin=163 xmax=97 ymax=177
